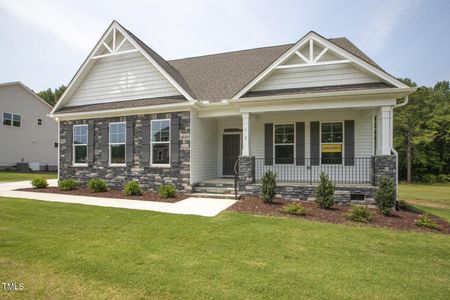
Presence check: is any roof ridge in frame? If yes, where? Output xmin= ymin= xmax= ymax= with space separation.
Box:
xmin=168 ymin=43 xmax=294 ymax=62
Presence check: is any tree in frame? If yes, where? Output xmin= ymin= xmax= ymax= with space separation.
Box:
xmin=37 ymin=85 xmax=66 ymax=106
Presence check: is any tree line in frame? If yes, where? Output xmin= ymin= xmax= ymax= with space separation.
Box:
xmin=36 ymin=80 xmax=449 ymax=183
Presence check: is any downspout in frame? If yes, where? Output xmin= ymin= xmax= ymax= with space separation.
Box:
xmin=390 ymin=96 xmax=409 ymax=199
xmin=56 ymin=118 xmax=60 ymax=181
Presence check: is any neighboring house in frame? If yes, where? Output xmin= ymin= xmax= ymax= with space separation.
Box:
xmin=0 ymin=82 xmax=58 ymax=171
xmin=50 ymin=21 xmax=416 ymax=202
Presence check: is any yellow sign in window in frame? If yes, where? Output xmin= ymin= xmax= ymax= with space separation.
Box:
xmin=321 ymin=144 xmax=342 ymax=153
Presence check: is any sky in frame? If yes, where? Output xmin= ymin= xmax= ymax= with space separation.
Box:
xmin=0 ymin=0 xmax=449 ymax=92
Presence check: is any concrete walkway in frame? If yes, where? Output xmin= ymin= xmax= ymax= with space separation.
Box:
xmin=0 ymin=180 xmax=236 ymax=217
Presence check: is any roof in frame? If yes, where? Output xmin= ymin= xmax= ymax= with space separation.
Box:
xmin=57 ymin=96 xmax=187 ymax=114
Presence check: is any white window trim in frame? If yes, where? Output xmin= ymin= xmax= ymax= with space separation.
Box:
xmin=2 ymin=111 xmax=22 ymax=128
xmin=150 ymin=119 xmax=171 ymax=168
xmin=109 ymin=122 xmax=126 ymax=167
xmin=72 ymin=124 xmax=88 ymax=166
xmin=320 ymin=121 xmax=345 ymax=165
xmin=273 ymin=123 xmax=296 ymax=165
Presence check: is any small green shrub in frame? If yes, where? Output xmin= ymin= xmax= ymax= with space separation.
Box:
xmin=58 ymin=178 xmax=78 ymax=191
xmin=346 ymin=205 xmax=372 ymax=223
xmin=314 ymin=173 xmax=335 ymax=209
xmin=415 ymin=214 xmax=441 ymax=230
xmin=31 ymin=177 xmax=48 ymax=188
xmin=123 ymin=180 xmax=143 ymax=196
xmin=281 ymin=203 xmax=306 ymax=216
xmin=159 ymin=184 xmax=176 ymax=198
xmin=88 ymin=178 xmax=108 ymax=193
xmin=436 ymin=174 xmax=450 ymax=183
xmin=422 ymin=174 xmax=437 ymax=184
xmin=261 ymin=170 xmax=277 ymax=203
xmin=374 ymin=176 xmax=396 ymax=215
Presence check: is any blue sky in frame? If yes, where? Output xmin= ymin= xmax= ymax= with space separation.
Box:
xmin=0 ymin=0 xmax=448 ymax=92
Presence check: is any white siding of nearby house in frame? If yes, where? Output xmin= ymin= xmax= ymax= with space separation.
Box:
xmin=190 ymin=110 xmax=218 ymax=183
xmin=66 ymin=51 xmax=182 ymax=107
xmin=251 ymin=63 xmax=379 ymax=92
xmin=0 ymin=84 xmax=58 ymax=169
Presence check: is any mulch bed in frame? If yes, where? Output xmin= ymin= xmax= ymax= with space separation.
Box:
xmin=18 ymin=187 xmax=186 ymax=203
xmin=228 ymin=197 xmax=450 ymax=234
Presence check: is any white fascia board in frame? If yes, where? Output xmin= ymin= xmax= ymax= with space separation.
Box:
xmin=232 ymin=32 xmax=411 ymax=99
xmin=51 ymin=101 xmax=195 ymax=121
xmin=239 ymin=98 xmax=397 ymax=114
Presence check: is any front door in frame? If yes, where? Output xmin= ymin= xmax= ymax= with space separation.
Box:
xmin=223 ymin=134 xmax=240 ymax=176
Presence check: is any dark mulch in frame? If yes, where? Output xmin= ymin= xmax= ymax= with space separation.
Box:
xmin=228 ymin=197 xmax=450 ymax=234
xmin=18 ymin=187 xmax=186 ymax=203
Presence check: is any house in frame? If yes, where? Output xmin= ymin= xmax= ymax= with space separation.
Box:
xmin=50 ymin=21 xmax=416 ymax=202
xmin=0 ymin=81 xmax=58 ymax=171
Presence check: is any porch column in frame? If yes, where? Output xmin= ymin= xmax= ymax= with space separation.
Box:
xmin=242 ymin=113 xmax=250 ymax=156
xmin=377 ymin=106 xmax=392 ymax=155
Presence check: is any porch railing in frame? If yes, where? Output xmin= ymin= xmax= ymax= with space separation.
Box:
xmin=255 ymin=157 xmax=373 ymax=185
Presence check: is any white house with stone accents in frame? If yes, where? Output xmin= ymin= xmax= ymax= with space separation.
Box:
xmin=50 ymin=21 xmax=416 ymax=202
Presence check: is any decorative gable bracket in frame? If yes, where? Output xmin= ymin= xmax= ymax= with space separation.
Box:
xmin=92 ymin=27 xmax=139 ymax=60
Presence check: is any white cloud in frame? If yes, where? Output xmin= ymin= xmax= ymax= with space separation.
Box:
xmin=361 ymin=0 xmax=417 ymax=55
xmin=0 ymin=0 xmax=103 ymax=51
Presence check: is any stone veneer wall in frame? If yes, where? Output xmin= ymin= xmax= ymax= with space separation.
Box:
xmin=59 ymin=111 xmax=190 ymax=192
xmin=238 ymin=155 xmax=397 ymax=204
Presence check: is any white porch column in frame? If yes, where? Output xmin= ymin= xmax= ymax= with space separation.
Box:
xmin=377 ymin=106 xmax=392 ymax=155
xmin=242 ymin=113 xmax=250 ymax=156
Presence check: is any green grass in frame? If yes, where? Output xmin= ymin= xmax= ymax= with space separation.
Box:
xmin=399 ymin=183 xmax=450 ymax=221
xmin=1 ymin=198 xmax=450 ymax=299
xmin=0 ymin=171 xmax=56 ymax=183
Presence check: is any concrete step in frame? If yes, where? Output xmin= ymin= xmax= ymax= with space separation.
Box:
xmin=192 ymin=186 xmax=236 ymax=194
xmin=195 ymin=181 xmax=235 ymax=188
xmin=190 ymin=192 xmax=238 ymax=200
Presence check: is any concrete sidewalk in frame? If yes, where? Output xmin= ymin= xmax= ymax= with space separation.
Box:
xmin=0 ymin=180 xmax=236 ymax=217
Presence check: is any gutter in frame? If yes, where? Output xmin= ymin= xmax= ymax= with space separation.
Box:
xmin=390 ymin=95 xmax=410 ymax=199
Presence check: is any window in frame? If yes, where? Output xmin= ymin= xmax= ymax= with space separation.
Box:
xmin=109 ymin=122 xmax=126 ymax=165
xmin=151 ymin=119 xmax=170 ymax=165
xmin=321 ymin=122 xmax=343 ymax=164
xmin=274 ymin=124 xmax=294 ymax=164
xmin=38 ymin=118 xmax=42 ymax=125
xmin=3 ymin=112 xmax=21 ymax=127
xmin=73 ymin=125 xmax=88 ymax=165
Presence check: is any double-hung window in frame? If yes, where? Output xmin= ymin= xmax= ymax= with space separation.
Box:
xmin=109 ymin=122 xmax=126 ymax=165
xmin=3 ymin=112 xmax=21 ymax=127
xmin=73 ymin=125 xmax=88 ymax=165
xmin=321 ymin=122 xmax=343 ymax=164
xmin=151 ymin=119 xmax=170 ymax=165
xmin=274 ymin=124 xmax=294 ymax=164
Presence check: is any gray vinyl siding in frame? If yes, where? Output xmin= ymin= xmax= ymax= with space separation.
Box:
xmin=0 ymin=84 xmax=57 ymax=168
xmin=251 ymin=63 xmax=379 ymax=91
xmin=67 ymin=51 xmax=181 ymax=107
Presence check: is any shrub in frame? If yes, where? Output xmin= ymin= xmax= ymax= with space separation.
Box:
xmin=314 ymin=172 xmax=335 ymax=209
xmin=346 ymin=205 xmax=372 ymax=223
xmin=261 ymin=170 xmax=277 ymax=203
xmin=88 ymin=178 xmax=108 ymax=193
xmin=422 ymin=174 xmax=437 ymax=184
xmin=159 ymin=184 xmax=176 ymax=198
xmin=436 ymin=174 xmax=450 ymax=183
xmin=58 ymin=178 xmax=78 ymax=191
xmin=281 ymin=203 xmax=306 ymax=216
xmin=123 ymin=180 xmax=143 ymax=196
xmin=31 ymin=177 xmax=48 ymax=188
xmin=415 ymin=214 xmax=441 ymax=230
xmin=374 ymin=176 xmax=396 ymax=215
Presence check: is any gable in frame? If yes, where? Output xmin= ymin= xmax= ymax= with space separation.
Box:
xmin=66 ymin=51 xmax=182 ymax=107
xmin=250 ymin=38 xmax=379 ymax=92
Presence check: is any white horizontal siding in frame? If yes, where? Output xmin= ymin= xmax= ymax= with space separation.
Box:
xmin=67 ymin=51 xmax=181 ymax=107
xmin=190 ymin=110 xmax=218 ymax=183
xmin=252 ymin=63 xmax=379 ymax=91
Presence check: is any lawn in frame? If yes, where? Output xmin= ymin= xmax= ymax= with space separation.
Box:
xmin=399 ymin=183 xmax=450 ymax=222
xmin=0 ymin=172 xmax=57 ymax=183
xmin=1 ymin=198 xmax=450 ymax=299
